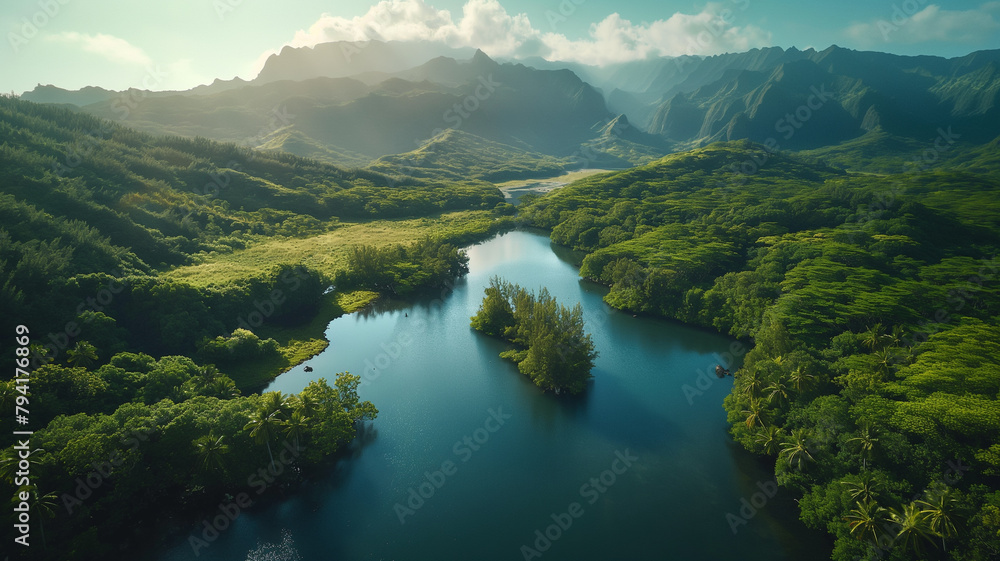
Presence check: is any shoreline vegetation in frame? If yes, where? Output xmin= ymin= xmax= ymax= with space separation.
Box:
xmin=0 ymin=96 xmax=513 ymax=560
xmin=519 ymin=141 xmax=1000 ymax=561
xmin=471 ymin=277 xmax=597 ymax=395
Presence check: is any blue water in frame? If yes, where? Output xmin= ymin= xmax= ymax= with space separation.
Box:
xmin=155 ymin=229 xmax=826 ymax=561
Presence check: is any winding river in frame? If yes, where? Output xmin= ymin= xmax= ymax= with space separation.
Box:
xmin=156 ymin=229 xmax=827 ymax=561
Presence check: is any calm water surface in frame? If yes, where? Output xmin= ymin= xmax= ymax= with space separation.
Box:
xmin=157 ymin=229 xmax=827 ymax=561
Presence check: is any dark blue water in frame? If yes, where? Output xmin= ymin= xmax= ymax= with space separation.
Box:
xmin=156 ymin=229 xmax=826 ymax=561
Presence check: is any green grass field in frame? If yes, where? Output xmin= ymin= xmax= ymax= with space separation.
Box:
xmin=164 ymin=210 xmax=510 ymax=389
xmin=163 ymin=210 xmax=505 ymax=287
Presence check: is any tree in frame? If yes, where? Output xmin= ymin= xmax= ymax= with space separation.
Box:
xmin=846 ymin=499 xmax=890 ymax=545
xmin=754 ymin=425 xmax=783 ymax=456
xmin=295 ymin=393 xmax=319 ymax=418
xmin=889 ymin=502 xmax=937 ymax=555
xmin=66 ymin=341 xmax=98 ymax=369
xmin=282 ymin=410 xmax=309 ymax=450
xmin=470 ymin=277 xmax=515 ymax=338
xmin=193 ymin=434 xmax=229 ymax=474
xmin=917 ymin=484 xmax=959 ymax=552
xmin=788 ymin=366 xmax=816 ymax=394
xmin=21 ymin=486 xmax=57 ymax=549
xmin=243 ymin=408 xmax=282 ymax=472
xmin=779 ymin=429 xmax=814 ymax=471
xmin=765 ymin=380 xmax=790 ymax=407
xmin=846 ymin=425 xmax=878 ymax=469
xmin=841 ymin=472 xmax=881 ymax=503
xmin=261 ymin=391 xmax=291 ymax=418
xmin=740 ymin=368 xmax=765 ymax=399
xmin=741 ymin=398 xmax=765 ymax=429
xmin=862 ymin=323 xmax=887 ymax=352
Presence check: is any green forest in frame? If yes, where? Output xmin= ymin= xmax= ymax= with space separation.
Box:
xmin=0 ymin=96 xmax=506 ymax=559
xmin=471 ymin=277 xmax=597 ymax=394
xmin=2 ymin=71 xmax=999 ymax=559
xmin=520 ymin=139 xmax=1000 ymax=560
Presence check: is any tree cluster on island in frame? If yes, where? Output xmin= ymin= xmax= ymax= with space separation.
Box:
xmin=471 ymin=277 xmax=597 ymax=395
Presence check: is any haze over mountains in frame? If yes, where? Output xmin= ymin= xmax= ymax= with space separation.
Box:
xmin=21 ymin=40 xmax=1000 ymax=177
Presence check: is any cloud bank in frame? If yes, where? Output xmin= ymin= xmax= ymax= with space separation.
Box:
xmin=278 ymin=0 xmax=771 ymax=66
xmin=845 ymin=2 xmax=1000 ymax=46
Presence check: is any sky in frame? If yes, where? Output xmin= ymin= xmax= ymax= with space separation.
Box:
xmin=1 ymin=0 xmax=998 ymax=94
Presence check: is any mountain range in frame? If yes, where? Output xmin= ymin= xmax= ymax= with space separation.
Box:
xmin=20 ymin=41 xmax=1000 ymax=177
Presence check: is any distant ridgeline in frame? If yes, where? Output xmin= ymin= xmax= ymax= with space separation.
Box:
xmin=471 ymin=277 xmax=597 ymax=395
xmin=520 ymin=140 xmax=1000 ymax=560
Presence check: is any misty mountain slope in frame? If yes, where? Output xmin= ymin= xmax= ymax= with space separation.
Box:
xmin=21 ymin=42 xmax=1000 ymax=175
xmin=255 ymin=127 xmax=374 ymax=168
xmin=641 ymin=47 xmax=1000 ymax=151
xmin=647 ymin=59 xmax=865 ymax=149
xmin=576 ymin=114 xmax=674 ymax=168
xmin=254 ymin=40 xmax=479 ymax=84
xmin=67 ymin=51 xmax=612 ymax=162
xmin=367 ymin=128 xmax=569 ymax=181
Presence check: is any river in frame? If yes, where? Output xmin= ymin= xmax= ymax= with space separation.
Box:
xmin=156 ymin=229 xmax=827 ymax=561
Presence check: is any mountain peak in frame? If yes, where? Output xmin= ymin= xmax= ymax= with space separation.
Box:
xmin=472 ymin=49 xmax=497 ymax=67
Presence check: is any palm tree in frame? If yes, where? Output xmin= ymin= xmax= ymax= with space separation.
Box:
xmin=780 ymin=429 xmax=815 ymax=471
xmin=22 ymin=486 xmax=57 ymax=549
xmin=886 ymin=324 xmax=906 ymax=348
xmin=296 ymin=393 xmax=320 ymax=418
xmin=846 ymin=425 xmax=879 ymax=469
xmin=208 ymin=377 xmax=239 ymax=399
xmin=754 ymin=425 xmax=783 ymax=456
xmin=193 ymin=434 xmax=229 ymax=474
xmin=917 ymin=485 xmax=959 ymax=552
xmin=788 ymin=366 xmax=816 ymax=394
xmin=874 ymin=348 xmax=895 ymax=375
xmin=845 ymin=499 xmax=890 ymax=545
xmin=1 ymin=447 xmax=45 ymax=485
xmin=28 ymin=343 xmax=52 ymax=365
xmin=262 ymin=391 xmax=291 ymax=418
xmin=862 ymin=323 xmax=887 ymax=352
xmin=765 ymin=380 xmax=790 ymax=407
xmin=841 ymin=472 xmax=881 ymax=503
xmin=66 ymin=341 xmax=98 ymax=368
xmin=740 ymin=368 xmax=765 ymax=399
xmin=282 ymin=410 xmax=309 ymax=451
xmin=889 ymin=502 xmax=937 ymax=555
xmin=243 ymin=408 xmax=282 ymax=472
xmin=741 ymin=398 xmax=765 ymax=429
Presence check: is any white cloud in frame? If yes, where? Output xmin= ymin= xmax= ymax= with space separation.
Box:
xmin=48 ymin=32 xmax=152 ymax=66
xmin=543 ymin=6 xmax=772 ymax=65
xmin=266 ymin=0 xmax=771 ymax=69
xmin=846 ymin=3 xmax=1000 ymax=46
xmin=289 ymin=0 xmax=457 ymax=46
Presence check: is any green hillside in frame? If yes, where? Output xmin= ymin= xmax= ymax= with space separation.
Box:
xmin=0 ymin=94 xmax=505 ymax=365
xmin=368 ymin=128 xmax=569 ymax=181
xmin=521 ymin=140 xmax=1000 ymax=561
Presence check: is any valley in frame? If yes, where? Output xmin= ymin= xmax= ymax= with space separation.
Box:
xmin=2 ymin=10 xmax=999 ymax=561
xmin=495 ymin=169 xmax=613 ymax=205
